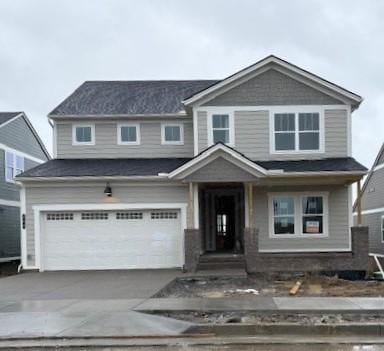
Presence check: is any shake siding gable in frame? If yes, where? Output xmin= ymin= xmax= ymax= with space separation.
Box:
xmin=201 ymin=69 xmax=344 ymax=107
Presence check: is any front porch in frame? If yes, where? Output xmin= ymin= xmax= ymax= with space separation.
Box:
xmin=167 ymin=143 xmax=368 ymax=274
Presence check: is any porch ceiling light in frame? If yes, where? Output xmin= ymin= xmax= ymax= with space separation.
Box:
xmin=104 ymin=182 xmax=112 ymax=197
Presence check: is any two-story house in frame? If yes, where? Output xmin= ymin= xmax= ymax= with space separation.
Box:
xmin=353 ymin=143 xmax=384 ymax=256
xmin=17 ymin=56 xmax=368 ymax=273
xmin=0 ymin=112 xmax=50 ymax=262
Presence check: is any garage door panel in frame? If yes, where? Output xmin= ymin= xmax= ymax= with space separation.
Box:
xmin=41 ymin=209 xmax=183 ymax=270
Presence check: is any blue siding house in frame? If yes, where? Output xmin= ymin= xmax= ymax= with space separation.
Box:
xmin=0 ymin=112 xmax=50 ymax=262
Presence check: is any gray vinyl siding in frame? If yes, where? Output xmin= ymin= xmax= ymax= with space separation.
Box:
xmin=361 ymin=167 xmax=384 ymax=211
xmin=0 ymin=205 xmax=20 ymax=258
xmin=0 ymin=150 xmax=40 ymax=201
xmin=202 ymin=69 xmax=343 ymax=106
xmin=185 ymin=157 xmax=258 ymax=182
xmin=255 ymin=185 xmax=350 ymax=252
xmin=361 ymin=212 xmax=384 ymax=255
xmin=0 ymin=116 xmax=47 ymax=160
xmin=56 ymin=119 xmax=194 ymax=158
xmin=197 ymin=111 xmax=207 ymax=153
xmin=24 ymin=183 xmax=189 ymax=266
xmin=198 ymin=109 xmax=348 ymax=160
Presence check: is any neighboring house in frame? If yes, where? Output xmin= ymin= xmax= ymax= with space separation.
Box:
xmin=0 ymin=112 xmax=50 ymax=262
xmin=17 ymin=55 xmax=368 ymax=273
xmin=353 ymin=143 xmax=384 ymax=255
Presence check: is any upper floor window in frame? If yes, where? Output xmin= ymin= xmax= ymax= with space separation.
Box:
xmin=208 ymin=113 xmax=234 ymax=146
xmin=5 ymin=151 xmax=24 ymax=183
xmin=161 ymin=123 xmax=184 ymax=145
xmin=72 ymin=124 xmax=95 ymax=145
xmin=118 ymin=124 xmax=140 ymax=145
xmin=272 ymin=111 xmax=322 ymax=153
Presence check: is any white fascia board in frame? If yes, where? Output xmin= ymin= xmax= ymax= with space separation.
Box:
xmin=0 ymin=143 xmax=46 ymax=164
xmin=0 ymin=199 xmax=20 ymax=207
xmin=49 ymin=113 xmax=188 ymax=119
xmin=168 ymin=143 xmax=268 ymax=178
xmin=267 ymin=170 xmax=367 ymax=177
xmin=183 ymin=56 xmax=362 ymax=106
xmin=16 ymin=175 xmax=170 ymax=182
xmin=373 ymin=163 xmax=384 ymax=172
xmin=353 ymin=207 xmax=384 ymax=216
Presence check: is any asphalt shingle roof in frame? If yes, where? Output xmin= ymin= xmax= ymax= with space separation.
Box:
xmin=49 ymin=80 xmax=219 ymax=116
xmin=0 ymin=112 xmax=22 ymax=126
xmin=256 ymin=158 xmax=367 ymax=172
xmin=18 ymin=157 xmax=367 ymax=178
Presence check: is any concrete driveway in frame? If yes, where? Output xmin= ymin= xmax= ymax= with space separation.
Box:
xmin=0 ymin=269 xmax=192 ymax=338
xmin=0 ymin=269 xmax=179 ymax=301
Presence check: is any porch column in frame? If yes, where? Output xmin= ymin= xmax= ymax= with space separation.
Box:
xmin=356 ymin=179 xmax=362 ymax=226
xmin=247 ymin=183 xmax=254 ymax=228
xmin=188 ymin=182 xmax=194 ymax=228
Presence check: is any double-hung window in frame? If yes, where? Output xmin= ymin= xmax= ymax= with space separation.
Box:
xmin=273 ymin=111 xmax=321 ymax=152
xmin=5 ymin=151 xmax=24 ymax=182
xmin=272 ymin=196 xmax=295 ymax=235
xmin=72 ymin=124 xmax=95 ymax=145
xmin=118 ymin=124 xmax=140 ymax=145
xmin=212 ymin=114 xmax=230 ymax=144
xmin=270 ymin=193 xmax=328 ymax=237
xmin=162 ymin=123 xmax=184 ymax=145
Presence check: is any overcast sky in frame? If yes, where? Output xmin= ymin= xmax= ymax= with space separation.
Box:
xmin=0 ymin=0 xmax=383 ymax=168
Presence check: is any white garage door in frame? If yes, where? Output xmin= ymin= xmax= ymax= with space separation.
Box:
xmin=41 ymin=209 xmax=183 ymax=270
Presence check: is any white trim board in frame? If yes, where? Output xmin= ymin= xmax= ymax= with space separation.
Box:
xmin=0 ymin=143 xmax=45 ymax=164
xmin=0 ymin=256 xmax=20 ymax=263
xmin=32 ymin=202 xmax=188 ymax=271
xmin=353 ymin=207 xmax=384 ymax=216
xmin=0 ymin=199 xmax=20 ymax=207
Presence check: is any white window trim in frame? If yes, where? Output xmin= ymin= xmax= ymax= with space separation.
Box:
xmin=381 ymin=215 xmax=384 ymax=243
xmin=269 ymin=107 xmax=325 ymax=154
xmin=117 ymin=123 xmax=141 ymax=145
xmin=161 ymin=123 xmax=184 ymax=145
xmin=268 ymin=192 xmax=329 ymax=238
xmin=72 ymin=124 xmax=95 ymax=146
xmin=5 ymin=151 xmax=24 ymax=183
xmin=207 ymin=111 xmax=235 ymax=147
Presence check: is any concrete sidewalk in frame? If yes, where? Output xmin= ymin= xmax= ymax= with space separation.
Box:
xmin=0 ymin=296 xmax=384 ymax=338
xmin=134 ymin=297 xmax=384 ymax=313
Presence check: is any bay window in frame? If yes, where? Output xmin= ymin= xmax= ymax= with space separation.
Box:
xmin=270 ymin=193 xmax=328 ymax=237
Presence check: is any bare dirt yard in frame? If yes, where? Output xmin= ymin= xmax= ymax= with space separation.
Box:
xmin=154 ymin=273 xmax=384 ymax=298
xmin=153 ymin=311 xmax=384 ymax=324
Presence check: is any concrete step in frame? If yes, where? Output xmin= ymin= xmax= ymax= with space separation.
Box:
xmin=197 ymin=254 xmax=245 ymax=271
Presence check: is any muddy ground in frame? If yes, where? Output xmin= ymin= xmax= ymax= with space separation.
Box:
xmin=152 ymin=311 xmax=384 ymax=324
xmin=154 ymin=273 xmax=384 ymax=298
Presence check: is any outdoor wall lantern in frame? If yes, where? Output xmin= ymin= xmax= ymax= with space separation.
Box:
xmin=104 ymin=182 xmax=112 ymax=197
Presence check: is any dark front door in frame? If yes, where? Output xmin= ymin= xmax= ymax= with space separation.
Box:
xmin=215 ymin=195 xmax=236 ymax=251
xmin=200 ymin=185 xmax=244 ymax=253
